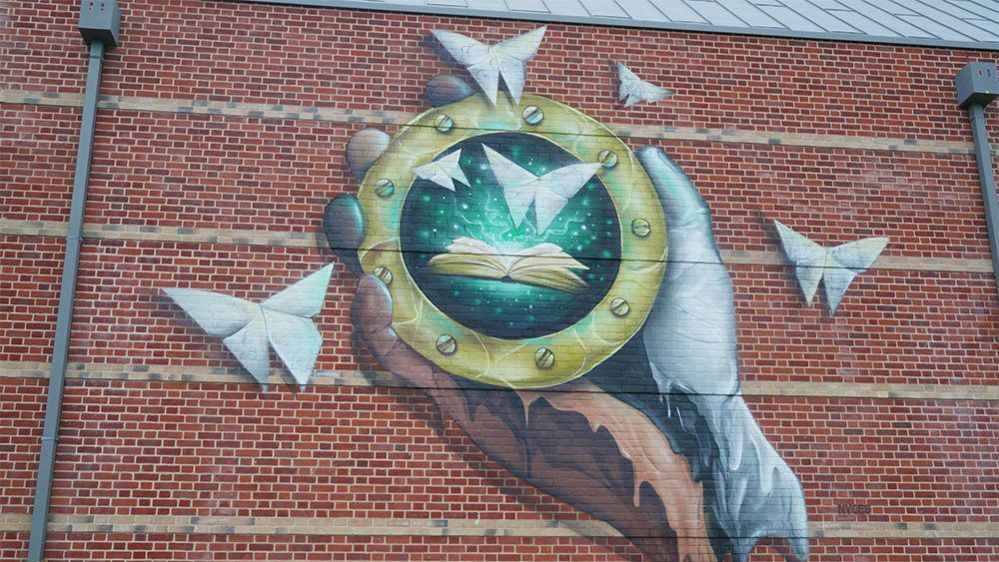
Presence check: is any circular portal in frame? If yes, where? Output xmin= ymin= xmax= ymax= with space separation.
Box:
xmin=356 ymin=93 xmax=667 ymax=389
xmin=400 ymin=133 xmax=621 ymax=339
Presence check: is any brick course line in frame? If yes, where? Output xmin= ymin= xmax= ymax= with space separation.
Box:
xmin=1 ymin=88 xmax=989 ymax=156
xmin=0 ymin=512 xmax=995 ymax=539
xmin=1 ymin=362 xmax=996 ymax=401
xmin=1 ymin=219 xmax=993 ymax=274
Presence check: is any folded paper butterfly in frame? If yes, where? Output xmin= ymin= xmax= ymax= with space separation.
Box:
xmin=775 ymin=221 xmax=888 ymax=314
xmin=431 ymin=27 xmax=546 ymax=105
xmin=164 ymin=264 xmax=334 ymax=389
xmin=483 ymin=145 xmax=600 ymax=234
xmin=618 ymin=63 xmax=673 ymax=107
xmin=413 ymin=149 xmax=469 ymax=191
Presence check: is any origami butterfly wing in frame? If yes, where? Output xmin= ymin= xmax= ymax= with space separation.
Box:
xmin=774 ymin=221 xmax=827 ymax=304
xmin=533 ymin=163 xmax=601 ymax=233
xmin=222 ymin=313 xmax=271 ymax=386
xmin=413 ymin=149 xmax=469 ymax=191
xmin=166 ymin=264 xmax=334 ymax=388
xmin=432 ymin=29 xmax=499 ymax=104
xmin=492 ymin=26 xmax=546 ymax=104
xmin=824 ymin=237 xmax=889 ymax=313
xmin=261 ymin=309 xmax=322 ymax=387
xmin=483 ymin=145 xmax=540 ymax=228
xmin=165 ymin=287 xmax=272 ymax=386
xmin=163 ymin=288 xmax=257 ymax=337
xmin=260 ymin=264 xmax=335 ymax=386
xmin=432 ymin=27 xmax=545 ymax=105
xmin=618 ymin=63 xmax=673 ymax=107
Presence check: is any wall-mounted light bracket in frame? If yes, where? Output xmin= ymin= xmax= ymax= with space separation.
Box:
xmin=956 ymin=61 xmax=998 ymax=109
xmin=79 ymin=0 xmax=120 ymax=48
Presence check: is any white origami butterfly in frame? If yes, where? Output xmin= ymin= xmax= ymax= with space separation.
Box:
xmin=165 ymin=264 xmax=334 ymax=389
xmin=775 ymin=221 xmax=889 ymax=314
xmin=618 ymin=63 xmax=673 ymax=107
xmin=431 ymin=27 xmax=546 ymax=105
xmin=483 ymin=145 xmax=600 ymax=234
xmin=413 ymin=149 xmax=469 ymax=191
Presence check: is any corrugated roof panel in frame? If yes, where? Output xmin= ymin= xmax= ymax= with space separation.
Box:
xmin=543 ymin=0 xmax=589 ymax=16
xmin=687 ymin=0 xmax=748 ymax=27
xmin=615 ymin=0 xmax=672 ymax=22
xmin=899 ymin=14 xmax=974 ymax=40
xmin=718 ymin=0 xmax=787 ymax=28
xmin=778 ymin=0 xmax=861 ymax=33
xmin=933 ymin=0 xmax=987 ymax=19
xmin=754 ymin=3 xmax=832 ymax=33
xmin=648 ymin=0 xmax=710 ymax=23
xmin=504 ymin=0 xmax=549 ymax=13
xmin=833 ymin=0 xmax=936 ymax=37
xmin=828 ymin=8 xmax=901 ymax=36
xmin=245 ymin=0 xmax=999 ymax=49
xmin=579 ymin=0 xmax=629 ymax=18
xmin=907 ymin=0 xmax=999 ymax=41
xmin=966 ymin=20 xmax=999 ymax=40
xmin=951 ymin=0 xmax=999 ymax=21
xmin=860 ymin=0 xmax=918 ymax=16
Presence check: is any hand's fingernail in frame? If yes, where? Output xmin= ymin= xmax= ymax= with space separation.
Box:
xmin=637 ymin=145 xmax=681 ymax=176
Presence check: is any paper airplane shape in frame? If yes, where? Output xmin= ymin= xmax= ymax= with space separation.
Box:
xmin=483 ymin=145 xmax=600 ymax=234
xmin=165 ymin=264 xmax=334 ymax=389
xmin=413 ymin=149 xmax=469 ymax=191
xmin=618 ymin=63 xmax=673 ymax=107
xmin=431 ymin=26 xmax=546 ymax=105
xmin=774 ymin=221 xmax=889 ymax=314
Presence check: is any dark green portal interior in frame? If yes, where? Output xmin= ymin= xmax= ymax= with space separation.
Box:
xmin=400 ymin=133 xmax=621 ymax=339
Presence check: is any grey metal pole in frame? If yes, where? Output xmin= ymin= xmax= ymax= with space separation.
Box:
xmin=967 ymin=103 xmax=999 ymax=299
xmin=955 ymin=61 xmax=999 ymax=301
xmin=26 ymin=38 xmax=105 ymax=562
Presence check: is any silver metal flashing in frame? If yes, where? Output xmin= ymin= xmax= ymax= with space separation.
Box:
xmin=234 ymin=0 xmax=999 ymax=50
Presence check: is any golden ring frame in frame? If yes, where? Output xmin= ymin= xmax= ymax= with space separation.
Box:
xmin=357 ymin=93 xmax=667 ymax=389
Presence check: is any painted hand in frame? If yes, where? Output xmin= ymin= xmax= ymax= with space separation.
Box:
xmin=325 ymin=134 xmax=807 ymax=562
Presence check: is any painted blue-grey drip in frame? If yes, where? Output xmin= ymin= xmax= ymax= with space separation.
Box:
xmin=26 ymin=37 xmax=106 ymax=562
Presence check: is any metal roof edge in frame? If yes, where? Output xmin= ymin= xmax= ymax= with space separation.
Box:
xmin=227 ymin=0 xmax=999 ymax=52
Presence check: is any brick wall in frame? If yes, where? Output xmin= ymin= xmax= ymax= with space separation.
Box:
xmin=1 ymin=0 xmax=997 ymax=560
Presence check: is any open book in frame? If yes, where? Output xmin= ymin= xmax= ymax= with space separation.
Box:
xmin=428 ymin=237 xmax=589 ymax=293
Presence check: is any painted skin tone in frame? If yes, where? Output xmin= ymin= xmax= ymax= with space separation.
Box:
xmin=326 ymin=82 xmax=807 ymax=562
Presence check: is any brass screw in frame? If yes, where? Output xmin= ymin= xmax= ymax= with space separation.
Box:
xmin=522 ymin=105 xmax=544 ymax=125
xmin=534 ymin=347 xmax=555 ymax=369
xmin=631 ymin=218 xmax=651 ymax=238
xmin=610 ymin=297 xmax=631 ymax=317
xmin=374 ymin=179 xmax=395 ymax=199
xmin=434 ymin=114 xmax=454 ymax=133
xmin=598 ymin=149 xmax=619 ymax=169
xmin=372 ymin=266 xmax=393 ymax=286
xmin=436 ymin=334 xmax=457 ymax=356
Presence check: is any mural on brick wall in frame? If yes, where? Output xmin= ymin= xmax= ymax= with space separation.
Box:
xmin=164 ymin=26 xmax=831 ymax=562
xmin=325 ymin=26 xmax=809 ymax=562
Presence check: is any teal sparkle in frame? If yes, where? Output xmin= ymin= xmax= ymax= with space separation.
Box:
xmin=400 ymin=133 xmax=621 ymax=339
